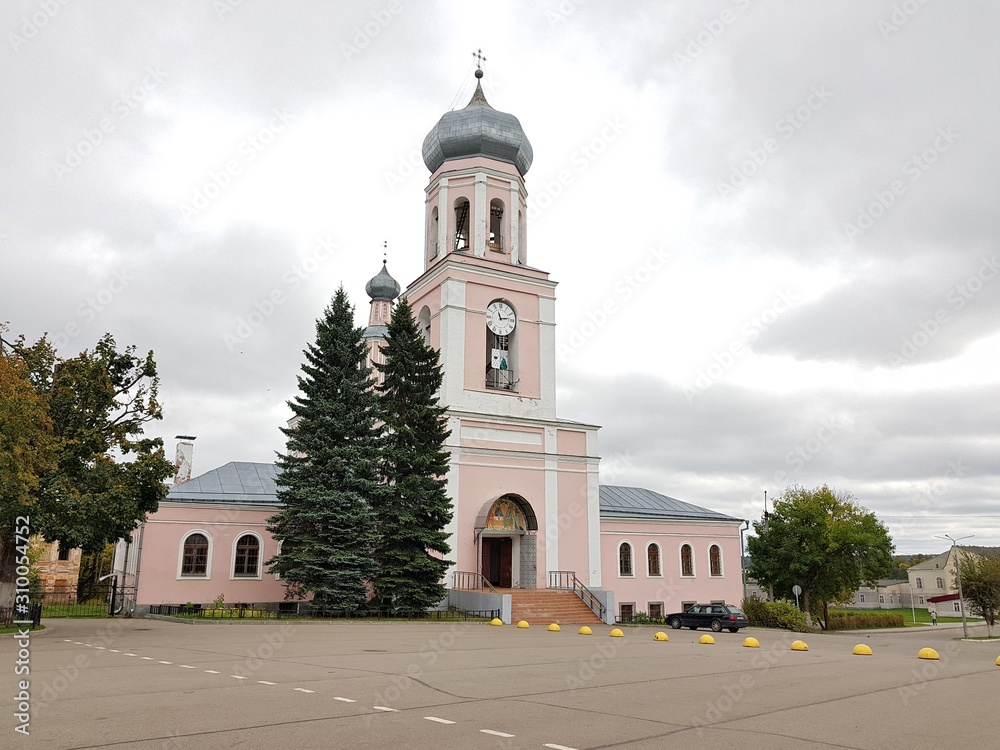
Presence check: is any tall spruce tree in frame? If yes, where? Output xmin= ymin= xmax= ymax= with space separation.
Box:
xmin=373 ymin=297 xmax=453 ymax=611
xmin=267 ymin=288 xmax=381 ymax=611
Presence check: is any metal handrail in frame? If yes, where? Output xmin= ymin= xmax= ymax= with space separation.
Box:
xmin=452 ymin=570 xmax=499 ymax=594
xmin=547 ymin=570 xmax=606 ymax=621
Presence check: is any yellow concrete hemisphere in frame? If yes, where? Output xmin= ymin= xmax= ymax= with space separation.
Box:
xmin=699 ymin=634 xmax=715 ymax=644
xmin=918 ymin=647 xmax=940 ymax=660
xmin=548 ymin=623 xmax=561 ymax=632
xmin=743 ymin=636 xmax=760 ymax=648
xmin=653 ymin=631 xmax=669 ymax=641
xmin=609 ymin=628 xmax=624 ymax=637
xmin=489 ymin=618 xmax=503 ymax=626
xmin=853 ymin=644 xmax=873 ymax=656
xmin=995 ymin=655 xmax=1000 ymax=666
xmin=516 ymin=620 xmax=529 ymax=629
xmin=578 ymin=626 xmax=593 ymax=635
xmin=791 ymin=640 xmax=809 ymax=651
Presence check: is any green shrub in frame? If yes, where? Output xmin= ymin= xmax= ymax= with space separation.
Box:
xmin=741 ymin=597 xmax=809 ymax=631
xmin=826 ymin=609 xmax=904 ymax=630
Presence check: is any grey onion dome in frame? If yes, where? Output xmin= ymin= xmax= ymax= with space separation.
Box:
xmin=422 ymin=70 xmax=533 ymax=176
xmin=365 ymin=261 xmax=401 ymax=301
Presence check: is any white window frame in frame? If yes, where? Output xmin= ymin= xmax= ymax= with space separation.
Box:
xmin=679 ymin=542 xmax=696 ymax=578
xmin=177 ymin=530 xmax=213 ymax=580
xmin=708 ymin=542 xmax=724 ymax=577
xmin=230 ymin=531 xmax=264 ymax=580
xmin=618 ymin=541 xmax=634 ymax=578
xmin=646 ymin=542 xmax=662 ymax=578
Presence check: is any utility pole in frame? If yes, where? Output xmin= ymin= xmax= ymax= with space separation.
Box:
xmin=936 ymin=533 xmax=973 ymax=639
xmin=764 ymin=491 xmax=773 ymax=601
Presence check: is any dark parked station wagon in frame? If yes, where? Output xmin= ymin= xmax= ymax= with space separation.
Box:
xmin=666 ymin=603 xmax=749 ymax=633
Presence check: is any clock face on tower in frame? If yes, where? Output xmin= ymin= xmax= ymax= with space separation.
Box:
xmin=486 ymin=301 xmax=516 ymax=336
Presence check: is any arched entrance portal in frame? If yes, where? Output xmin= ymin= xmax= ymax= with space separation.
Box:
xmin=476 ymin=495 xmax=538 ymax=589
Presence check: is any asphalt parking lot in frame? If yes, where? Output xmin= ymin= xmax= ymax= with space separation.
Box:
xmin=3 ymin=617 xmax=998 ymax=749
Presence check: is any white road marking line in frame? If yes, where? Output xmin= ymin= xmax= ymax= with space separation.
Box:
xmin=544 ymin=745 xmax=579 ymax=750
xmin=140 ymin=657 xmax=154 ymax=660
xmin=424 ymin=717 xmax=456 ymax=725
xmin=109 ymin=649 xmax=121 ymax=653
xmin=158 ymin=661 xmax=172 ymax=664
xmin=179 ymin=665 xmax=196 ymax=669
xmin=294 ymin=688 xmax=315 ymax=693
xmin=71 ymin=641 xmax=82 ymax=644
xmin=373 ymin=706 xmax=398 ymax=712
xmin=204 ymin=670 xmax=220 ymax=674
xmin=124 ymin=653 xmax=137 ymax=657
xmin=95 ymin=647 xmax=105 ymax=650
xmin=230 ymin=675 xmax=247 ymax=680
xmin=481 ymin=730 xmax=515 ymax=738
xmin=334 ymin=697 xmax=356 ymax=703
xmin=64 ymin=639 xmax=72 ymax=642
xmin=257 ymin=680 xmax=275 ymax=685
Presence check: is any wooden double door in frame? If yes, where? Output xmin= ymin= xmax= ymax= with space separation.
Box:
xmin=481 ymin=537 xmax=513 ymax=588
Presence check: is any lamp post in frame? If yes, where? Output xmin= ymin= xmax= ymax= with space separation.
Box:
xmin=935 ymin=533 xmax=973 ymax=639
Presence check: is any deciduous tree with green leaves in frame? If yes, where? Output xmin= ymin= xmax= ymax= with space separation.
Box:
xmin=747 ymin=485 xmax=894 ymax=629
xmin=266 ymin=288 xmax=381 ymax=611
xmin=955 ymin=551 xmax=1000 ymax=637
xmin=372 ymin=297 xmax=453 ymax=611
xmin=0 ymin=328 xmax=174 ymax=604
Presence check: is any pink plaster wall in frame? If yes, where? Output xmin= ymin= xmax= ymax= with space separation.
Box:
xmin=600 ymin=522 xmax=744 ymax=616
xmin=136 ymin=504 xmax=290 ymax=606
xmin=557 ymin=460 xmax=591 ymax=581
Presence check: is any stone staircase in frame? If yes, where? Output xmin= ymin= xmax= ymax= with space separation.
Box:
xmin=509 ymin=589 xmax=603 ymax=625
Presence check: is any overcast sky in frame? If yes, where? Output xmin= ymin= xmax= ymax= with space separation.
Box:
xmin=3 ymin=1 xmax=997 ymax=554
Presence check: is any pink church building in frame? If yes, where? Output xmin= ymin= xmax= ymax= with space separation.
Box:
xmin=115 ymin=69 xmax=745 ymax=624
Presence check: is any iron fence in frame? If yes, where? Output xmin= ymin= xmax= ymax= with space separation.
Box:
xmin=147 ymin=603 xmax=499 ymax=621
xmin=0 ymin=604 xmax=42 ymax=628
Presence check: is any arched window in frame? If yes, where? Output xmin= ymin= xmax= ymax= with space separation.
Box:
xmin=454 ymin=199 xmax=470 ymax=250
xmin=915 ymin=577 xmax=923 ymax=589
xmin=709 ymin=544 xmax=723 ymax=577
xmin=647 ymin=543 xmax=661 ymax=577
xmin=517 ymin=209 xmax=525 ymax=264
xmin=57 ymin=544 xmax=70 ymax=561
xmin=489 ymin=198 xmax=504 ymax=251
xmin=180 ymin=532 xmax=210 ymax=577
xmin=935 ymin=577 xmax=944 ymax=589
xmin=619 ymin=542 xmax=633 ymax=577
xmin=680 ymin=543 xmax=694 ymax=577
xmin=418 ymin=306 xmax=432 ymax=345
xmin=232 ymin=534 xmax=261 ymax=578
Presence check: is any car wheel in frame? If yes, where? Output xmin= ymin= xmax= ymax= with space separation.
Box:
xmin=728 ymin=627 xmax=739 ymax=633
xmin=688 ymin=625 xmax=698 ymax=630
xmin=668 ymin=617 xmax=681 ymax=629
xmin=710 ymin=619 xmax=723 ymax=632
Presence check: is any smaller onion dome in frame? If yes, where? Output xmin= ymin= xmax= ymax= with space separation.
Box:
xmin=365 ymin=261 xmax=400 ymax=301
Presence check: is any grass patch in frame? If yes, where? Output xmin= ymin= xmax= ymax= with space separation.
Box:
xmin=42 ymin=603 xmax=108 ymax=618
xmin=873 ymin=607 xmax=971 ymax=627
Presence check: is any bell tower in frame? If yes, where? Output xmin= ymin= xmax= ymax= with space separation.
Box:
xmin=407 ymin=65 xmax=555 ymax=420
